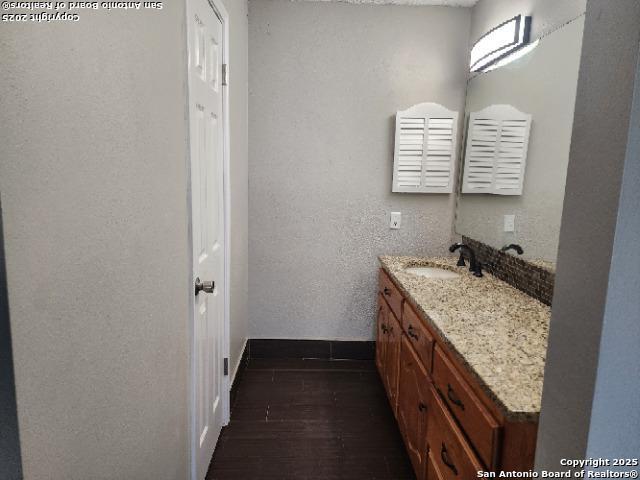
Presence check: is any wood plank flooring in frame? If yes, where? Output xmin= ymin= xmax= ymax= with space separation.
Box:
xmin=206 ymin=358 xmax=416 ymax=480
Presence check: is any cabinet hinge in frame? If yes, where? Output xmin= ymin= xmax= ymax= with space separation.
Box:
xmin=222 ymin=64 xmax=228 ymax=86
xmin=223 ymin=357 xmax=229 ymax=376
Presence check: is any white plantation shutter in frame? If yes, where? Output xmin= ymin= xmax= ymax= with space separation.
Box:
xmin=392 ymin=103 xmax=459 ymax=193
xmin=462 ymin=117 xmax=499 ymax=193
xmin=395 ymin=117 xmax=425 ymax=189
xmin=462 ymin=105 xmax=532 ymax=195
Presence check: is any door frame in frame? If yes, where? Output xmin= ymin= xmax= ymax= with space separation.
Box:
xmin=183 ymin=0 xmax=231 ymax=478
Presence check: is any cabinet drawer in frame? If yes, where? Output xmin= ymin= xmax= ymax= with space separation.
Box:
xmin=379 ymin=269 xmax=403 ymax=320
xmin=427 ymin=386 xmax=483 ymax=480
xmin=402 ymin=303 xmax=435 ymax=374
xmin=432 ymin=345 xmax=500 ymax=469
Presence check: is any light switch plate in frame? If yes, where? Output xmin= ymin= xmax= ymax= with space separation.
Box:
xmin=390 ymin=212 xmax=401 ymax=230
xmin=504 ymin=214 xmax=515 ymax=232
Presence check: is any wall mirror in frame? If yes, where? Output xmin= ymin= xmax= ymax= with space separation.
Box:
xmin=455 ymin=14 xmax=586 ymax=271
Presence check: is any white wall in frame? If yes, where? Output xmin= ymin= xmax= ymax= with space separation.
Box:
xmin=248 ymin=0 xmax=470 ymax=340
xmin=584 ymin=40 xmax=640 ymax=461
xmin=535 ymin=0 xmax=640 ymax=468
xmin=226 ymin=0 xmax=250 ymax=384
xmin=0 ymin=0 xmax=249 ymax=477
xmin=0 ymin=5 xmax=190 ymax=478
xmin=583 ymin=44 xmax=640 ymax=460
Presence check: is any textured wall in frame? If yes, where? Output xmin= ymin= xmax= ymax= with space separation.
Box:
xmin=0 ymin=5 xmax=191 ymax=478
xmin=248 ymin=0 xmax=470 ymax=340
xmin=0 ymin=0 xmax=249 ymax=477
xmin=227 ymin=0 xmax=250 ymax=381
xmin=456 ymin=16 xmax=584 ymax=263
xmin=470 ymin=0 xmax=586 ymax=45
xmin=535 ymin=0 xmax=640 ymax=468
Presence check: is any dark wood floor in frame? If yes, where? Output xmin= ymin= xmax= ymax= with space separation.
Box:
xmin=206 ymin=358 xmax=416 ymax=480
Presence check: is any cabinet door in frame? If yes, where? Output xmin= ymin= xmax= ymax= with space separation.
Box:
xmin=427 ymin=386 xmax=483 ymax=480
xmin=402 ymin=303 xmax=435 ymax=374
xmin=398 ymin=336 xmax=430 ymax=479
xmin=384 ymin=309 xmax=402 ymax=416
xmin=376 ymin=294 xmax=388 ymax=377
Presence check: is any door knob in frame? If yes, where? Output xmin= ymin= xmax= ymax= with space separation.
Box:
xmin=194 ymin=277 xmax=215 ymax=295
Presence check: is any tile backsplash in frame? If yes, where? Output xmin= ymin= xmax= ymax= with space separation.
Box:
xmin=462 ymin=236 xmax=555 ymax=306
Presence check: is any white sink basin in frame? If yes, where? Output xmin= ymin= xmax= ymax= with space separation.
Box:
xmin=404 ymin=266 xmax=461 ymax=279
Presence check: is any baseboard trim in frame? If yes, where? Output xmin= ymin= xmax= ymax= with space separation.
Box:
xmin=229 ymin=339 xmax=249 ymax=412
xmin=230 ymin=338 xmax=249 ymax=386
xmin=248 ymin=339 xmax=375 ymax=361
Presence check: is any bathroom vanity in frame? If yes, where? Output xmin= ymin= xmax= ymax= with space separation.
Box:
xmin=376 ymin=256 xmax=550 ymax=479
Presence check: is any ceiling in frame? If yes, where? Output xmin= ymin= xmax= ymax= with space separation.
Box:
xmin=291 ymin=0 xmax=480 ymax=6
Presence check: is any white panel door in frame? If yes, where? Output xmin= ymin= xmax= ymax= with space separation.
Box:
xmin=187 ymin=0 xmax=225 ymax=478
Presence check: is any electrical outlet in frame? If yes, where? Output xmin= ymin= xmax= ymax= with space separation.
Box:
xmin=390 ymin=212 xmax=401 ymax=230
xmin=504 ymin=214 xmax=515 ymax=232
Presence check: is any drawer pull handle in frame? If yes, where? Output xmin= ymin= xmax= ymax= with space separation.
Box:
xmin=418 ymin=402 xmax=426 ymax=412
xmin=447 ymin=384 xmax=465 ymax=411
xmin=383 ymin=287 xmax=391 ymax=296
xmin=381 ymin=324 xmax=389 ymax=334
xmin=441 ymin=443 xmax=458 ymax=475
xmin=407 ymin=325 xmax=419 ymax=340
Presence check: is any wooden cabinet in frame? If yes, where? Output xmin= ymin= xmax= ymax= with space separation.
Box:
xmin=432 ymin=345 xmax=500 ymax=469
xmin=402 ymin=303 xmax=435 ymax=373
xmin=427 ymin=386 xmax=484 ymax=480
xmin=375 ymin=268 xmax=538 ymax=479
xmin=376 ymin=294 xmax=387 ymax=376
xmin=379 ymin=268 xmax=403 ymax=320
xmin=426 ymin=451 xmax=445 ymax=480
xmin=376 ymin=289 xmax=401 ymax=416
xmin=397 ymin=335 xmax=430 ymax=479
xmin=384 ymin=309 xmax=401 ymax=415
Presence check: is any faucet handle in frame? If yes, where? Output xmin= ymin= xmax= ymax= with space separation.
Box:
xmin=448 ymin=242 xmax=463 ymax=253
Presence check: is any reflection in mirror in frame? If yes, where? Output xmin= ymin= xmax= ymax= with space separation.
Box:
xmin=455 ymin=15 xmax=585 ymax=270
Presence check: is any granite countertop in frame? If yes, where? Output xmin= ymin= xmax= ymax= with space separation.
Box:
xmin=379 ymin=255 xmax=551 ymax=422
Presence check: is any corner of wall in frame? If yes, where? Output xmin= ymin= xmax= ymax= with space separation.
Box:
xmin=226 ymin=0 xmax=250 ymax=376
xmin=534 ymin=0 xmax=640 ymax=467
